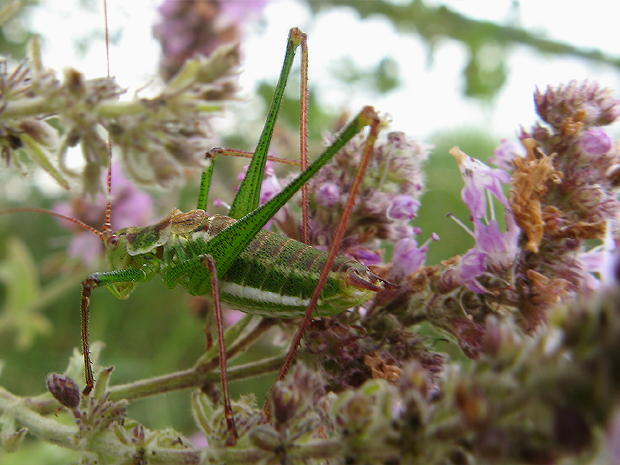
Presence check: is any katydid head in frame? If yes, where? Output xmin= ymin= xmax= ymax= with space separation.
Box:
xmin=102 ymin=215 xmax=178 ymax=298
xmin=103 ymin=228 xmax=140 ymax=299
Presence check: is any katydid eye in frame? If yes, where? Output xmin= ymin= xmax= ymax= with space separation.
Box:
xmin=108 ymin=235 xmax=120 ymax=247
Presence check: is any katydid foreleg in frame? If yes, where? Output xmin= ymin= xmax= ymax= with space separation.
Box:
xmin=80 ymin=269 xmax=152 ymax=395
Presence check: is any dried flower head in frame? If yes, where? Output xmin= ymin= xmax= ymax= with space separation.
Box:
xmin=0 ymin=34 xmax=240 ymax=193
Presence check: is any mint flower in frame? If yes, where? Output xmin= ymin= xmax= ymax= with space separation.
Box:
xmin=489 ymin=138 xmax=525 ymax=171
xmin=389 ymin=237 xmax=429 ymax=282
xmin=306 ymin=128 xmax=432 ymax=257
xmin=387 ymin=194 xmax=420 ymax=220
xmin=315 ymin=181 xmax=340 ymax=208
xmin=459 ymin=217 xmax=519 ymax=294
xmin=154 ymin=0 xmax=267 ymax=81
xmin=448 ymin=147 xmax=519 ymax=294
xmin=450 ymin=147 xmax=511 ymax=220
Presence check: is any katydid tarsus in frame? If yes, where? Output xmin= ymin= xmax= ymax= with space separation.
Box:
xmin=3 ymin=19 xmax=396 ymax=445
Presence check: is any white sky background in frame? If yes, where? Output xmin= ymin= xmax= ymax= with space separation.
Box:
xmin=23 ymin=0 xmax=620 ymax=151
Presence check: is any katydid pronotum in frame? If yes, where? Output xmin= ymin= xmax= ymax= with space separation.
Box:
xmin=3 ymin=22 xmax=396 ymax=446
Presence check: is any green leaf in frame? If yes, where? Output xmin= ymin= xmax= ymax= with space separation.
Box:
xmin=0 ymin=237 xmax=51 ymax=349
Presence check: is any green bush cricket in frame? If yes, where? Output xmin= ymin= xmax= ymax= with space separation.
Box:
xmin=2 ymin=18 xmax=396 ymax=446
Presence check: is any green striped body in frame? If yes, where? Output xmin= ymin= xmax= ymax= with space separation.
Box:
xmin=105 ymin=211 xmax=387 ymax=318
xmin=160 ymin=215 xmax=381 ymax=317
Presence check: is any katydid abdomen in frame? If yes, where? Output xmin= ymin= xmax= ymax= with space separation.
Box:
xmin=126 ymin=212 xmax=389 ymax=318
xmin=197 ymin=216 xmax=385 ymax=317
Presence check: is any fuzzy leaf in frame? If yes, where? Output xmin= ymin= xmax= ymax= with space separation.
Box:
xmin=0 ymin=237 xmax=52 ymax=349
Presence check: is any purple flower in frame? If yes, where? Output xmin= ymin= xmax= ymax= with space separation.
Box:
xmin=581 ymin=127 xmax=613 ymax=157
xmin=67 ymin=232 xmax=102 ymax=267
xmin=315 ymin=182 xmax=340 ymax=208
xmin=259 ymin=170 xmax=282 ymax=205
xmin=449 ymin=148 xmax=519 ymax=294
xmin=389 ymin=237 xmax=428 ymax=282
xmin=109 ymin=165 xmax=155 ymax=229
xmin=450 ymin=147 xmax=512 ymax=219
xmin=578 ymin=227 xmax=620 ymax=292
xmin=220 ymin=0 xmax=268 ymax=24
xmin=474 ymin=216 xmax=519 ymax=269
xmin=305 ymin=126 xmax=432 ymax=251
xmin=387 ymin=194 xmax=420 ymax=220
xmin=459 ymin=249 xmax=489 ymax=293
xmin=236 ymin=162 xmax=282 ymax=206
xmin=154 ymin=0 xmax=267 ymax=80
xmin=489 ymin=138 xmax=525 ymax=171
xmin=345 ymin=247 xmax=382 ymax=266
xmin=235 ymin=162 xmax=287 ymax=230
xmin=456 ymin=216 xmax=519 ymax=294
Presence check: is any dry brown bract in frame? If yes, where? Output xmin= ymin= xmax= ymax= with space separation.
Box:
xmin=510 ymin=139 xmax=563 ymax=253
xmin=364 ymin=353 xmax=401 ymax=384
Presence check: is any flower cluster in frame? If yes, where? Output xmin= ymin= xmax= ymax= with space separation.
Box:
xmin=34 ymin=288 xmax=620 ymax=464
xmin=0 ymin=33 xmax=240 ymax=194
xmin=446 ymin=147 xmax=518 ymax=296
xmin=306 ymin=130 xmax=431 ymax=257
xmin=154 ymin=0 xmax=267 ymax=81
xmin=364 ymin=80 xmax=620 ymax=367
xmin=511 ymin=81 xmax=620 ymax=329
xmin=231 ymin=127 xmax=434 ymax=279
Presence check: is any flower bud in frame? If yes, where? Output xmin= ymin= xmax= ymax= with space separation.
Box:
xmin=270 ymin=383 xmax=300 ymax=428
xmin=535 ymin=81 xmax=620 ymax=128
xmin=249 ymin=425 xmax=282 ymax=451
xmin=387 ymin=194 xmax=419 ymax=220
xmin=46 ymin=373 xmax=80 ymax=409
xmin=316 ymin=182 xmax=340 ymax=208
xmin=580 ymin=127 xmax=613 ymax=157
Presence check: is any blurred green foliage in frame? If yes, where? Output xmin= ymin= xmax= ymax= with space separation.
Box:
xmin=303 ymin=0 xmax=620 ymax=99
xmin=0 ymin=1 xmax=39 ymax=58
